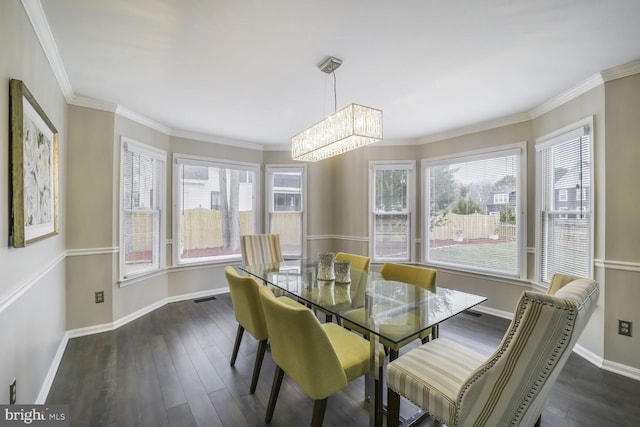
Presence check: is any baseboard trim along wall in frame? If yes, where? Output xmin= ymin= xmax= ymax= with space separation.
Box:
xmin=36 ymin=286 xmax=230 ymax=403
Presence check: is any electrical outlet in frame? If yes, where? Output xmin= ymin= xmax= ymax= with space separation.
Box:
xmin=618 ymin=320 xmax=632 ymax=337
xmin=95 ymin=291 xmax=104 ymax=304
xmin=10 ymin=379 xmax=16 ymax=404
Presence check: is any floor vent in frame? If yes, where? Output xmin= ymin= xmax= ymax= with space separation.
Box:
xmin=194 ymin=296 xmax=217 ymax=303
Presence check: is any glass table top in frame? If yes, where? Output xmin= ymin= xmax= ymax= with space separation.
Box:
xmin=239 ymin=259 xmax=487 ymax=345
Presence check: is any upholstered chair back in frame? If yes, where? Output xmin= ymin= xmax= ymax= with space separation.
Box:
xmin=380 ymin=262 xmax=436 ymax=291
xmin=455 ymin=278 xmax=599 ymax=426
xmin=258 ymin=286 xmax=349 ymax=400
xmin=240 ymin=234 xmax=284 ymax=266
xmin=335 ymin=252 xmax=371 ymax=272
xmin=224 ymin=266 xmax=268 ymax=341
xmin=546 ymin=272 xmax=579 ymax=295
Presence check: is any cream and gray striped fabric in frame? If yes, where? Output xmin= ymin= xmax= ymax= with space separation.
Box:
xmin=386 ymin=278 xmax=599 ymax=427
xmin=240 ymin=234 xmax=284 ymax=266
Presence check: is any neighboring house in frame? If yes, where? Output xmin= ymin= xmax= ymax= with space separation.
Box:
xmin=181 ymin=165 xmax=254 ymax=211
xmin=486 ymin=190 xmax=517 ymax=216
xmin=554 ymin=167 xmax=590 ymax=217
xmin=272 ymin=172 xmax=302 ymax=212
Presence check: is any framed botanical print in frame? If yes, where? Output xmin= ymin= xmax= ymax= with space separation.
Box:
xmin=9 ymin=79 xmax=59 ymax=247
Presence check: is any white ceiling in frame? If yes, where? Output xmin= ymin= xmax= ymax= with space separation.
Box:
xmin=35 ymin=0 xmax=640 ymax=148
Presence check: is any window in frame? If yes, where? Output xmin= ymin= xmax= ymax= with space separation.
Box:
xmin=119 ymin=138 xmax=165 ymax=280
xmin=536 ymin=119 xmax=592 ymax=284
xmin=423 ymin=145 xmax=525 ymax=277
xmin=266 ymin=165 xmax=305 ymax=257
xmin=370 ymin=162 xmax=415 ymax=262
xmin=493 ymin=193 xmax=508 ymax=204
xmin=175 ymin=155 xmax=258 ymax=264
xmin=559 ymin=189 xmax=568 ymax=202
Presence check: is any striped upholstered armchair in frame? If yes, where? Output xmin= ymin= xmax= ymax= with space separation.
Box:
xmin=386 ymin=277 xmax=599 ymax=427
xmin=240 ymin=234 xmax=284 ymax=266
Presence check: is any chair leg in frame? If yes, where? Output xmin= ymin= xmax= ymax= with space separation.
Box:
xmin=375 ymin=366 xmax=384 ymax=427
xmin=386 ymin=387 xmax=401 ymax=427
xmin=265 ymin=365 xmax=285 ymax=423
xmin=311 ymin=398 xmax=328 ymax=427
xmin=250 ymin=339 xmax=268 ymax=394
xmin=230 ymin=325 xmax=245 ymax=367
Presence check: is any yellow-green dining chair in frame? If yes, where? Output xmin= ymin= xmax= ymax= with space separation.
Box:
xmin=336 ymin=252 xmax=371 ymax=272
xmin=258 ymin=285 xmax=384 ymax=427
xmin=224 ymin=266 xmax=270 ymax=394
xmin=320 ymin=252 xmax=371 ymax=324
xmin=342 ymin=262 xmax=437 ymax=361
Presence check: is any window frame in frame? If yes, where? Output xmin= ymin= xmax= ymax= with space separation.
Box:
xmin=422 ymin=143 xmax=527 ymax=279
xmin=265 ymin=164 xmax=307 ymax=259
xmin=369 ymin=161 xmax=416 ymax=263
xmin=118 ymin=137 xmax=166 ymax=283
xmin=173 ymin=153 xmax=260 ymax=266
xmin=535 ymin=117 xmax=594 ymax=285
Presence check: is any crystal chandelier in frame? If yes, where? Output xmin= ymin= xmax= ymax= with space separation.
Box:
xmin=291 ymin=57 xmax=383 ymax=162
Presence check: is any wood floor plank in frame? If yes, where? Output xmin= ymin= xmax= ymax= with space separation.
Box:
xmin=166 ymin=402 xmax=197 ymax=427
xmin=134 ymin=333 xmax=170 ymax=427
xmin=149 ymin=333 xmax=188 ymax=409
xmin=46 ymin=292 xmax=640 ymax=427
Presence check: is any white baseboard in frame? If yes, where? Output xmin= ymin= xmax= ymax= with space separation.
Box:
xmin=573 ymin=344 xmax=604 ymax=368
xmin=472 ymin=304 xmax=513 ymax=320
xmin=36 ymin=331 xmax=70 ymax=404
xmin=40 ymin=286 xmax=230 ymax=402
xmin=601 ymin=359 xmax=640 ymax=381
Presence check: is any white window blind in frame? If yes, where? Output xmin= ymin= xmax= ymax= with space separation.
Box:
xmin=537 ymin=123 xmax=592 ymax=283
xmin=424 ymin=147 xmax=523 ymax=277
xmin=266 ymin=166 xmax=305 ymax=258
xmin=371 ymin=162 xmax=414 ymax=262
xmin=175 ymin=156 xmax=258 ymax=264
xmin=120 ymin=139 xmax=165 ymax=279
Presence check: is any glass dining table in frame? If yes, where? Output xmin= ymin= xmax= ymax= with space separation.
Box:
xmin=239 ymin=259 xmax=487 ymax=427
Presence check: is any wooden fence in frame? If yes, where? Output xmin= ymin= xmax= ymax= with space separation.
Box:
xmin=430 ymin=212 xmax=516 ymax=240
xmin=181 ymin=208 xmax=253 ymax=250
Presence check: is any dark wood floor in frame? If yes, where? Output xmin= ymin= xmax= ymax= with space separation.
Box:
xmin=47 ymin=293 xmax=640 ymax=426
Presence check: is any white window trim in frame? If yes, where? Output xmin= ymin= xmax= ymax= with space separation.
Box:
xmin=118 ymin=137 xmax=166 ymax=284
xmin=422 ymin=142 xmax=527 ymax=279
xmin=172 ymin=153 xmax=261 ymax=266
xmin=534 ymin=116 xmax=594 ymax=285
xmin=265 ymin=164 xmax=307 ymax=259
xmin=369 ymin=160 xmax=416 ymax=263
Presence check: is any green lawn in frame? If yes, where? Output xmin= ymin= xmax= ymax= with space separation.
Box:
xmin=429 ymin=241 xmax=518 ymax=273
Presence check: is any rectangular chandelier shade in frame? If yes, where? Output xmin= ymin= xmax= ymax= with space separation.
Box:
xmin=291 ymin=103 xmax=383 ymax=162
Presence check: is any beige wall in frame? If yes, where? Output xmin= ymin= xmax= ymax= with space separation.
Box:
xmin=0 ymin=0 xmax=68 ymax=404
xmin=603 ymin=74 xmax=640 ymax=367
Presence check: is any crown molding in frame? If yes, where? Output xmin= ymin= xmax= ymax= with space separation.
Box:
xmin=371 ymin=137 xmax=423 ymax=147
xmin=170 ymin=129 xmax=264 ymax=151
xmin=530 ymin=73 xmax=605 ymax=119
xmin=115 ymin=106 xmax=172 ymax=135
xmin=69 ymin=96 xmax=117 ymax=112
xmin=21 ymin=0 xmax=74 ymax=102
xmin=418 ymin=112 xmax=532 ymax=144
xmin=601 ymin=58 xmax=640 ymax=82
